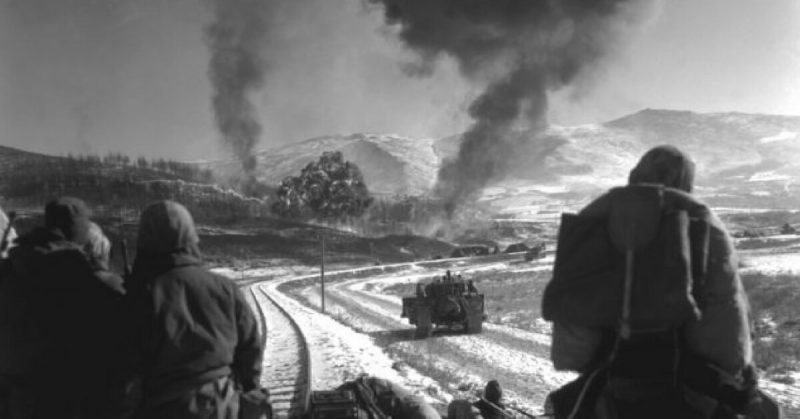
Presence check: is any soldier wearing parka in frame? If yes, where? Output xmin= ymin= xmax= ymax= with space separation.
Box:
xmin=545 ymin=146 xmax=763 ymax=418
xmin=125 ymin=201 xmax=262 ymax=419
xmin=0 ymin=197 xmax=126 ymax=419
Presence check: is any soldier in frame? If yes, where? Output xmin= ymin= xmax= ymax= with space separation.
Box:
xmin=1 ymin=197 xmax=126 ymax=419
xmin=467 ymin=280 xmax=478 ymax=295
xmin=543 ymin=146 xmax=778 ymax=418
xmin=446 ymin=380 xmax=512 ymax=419
xmin=124 ymin=201 xmax=263 ymax=418
xmin=474 ymin=380 xmax=508 ymax=419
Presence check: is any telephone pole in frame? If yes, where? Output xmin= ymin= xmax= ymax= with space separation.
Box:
xmin=320 ymin=233 xmax=326 ymax=313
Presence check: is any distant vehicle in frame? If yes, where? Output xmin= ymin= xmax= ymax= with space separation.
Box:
xmin=401 ymin=271 xmax=486 ymax=338
xmin=450 ymin=245 xmax=490 ymax=258
xmin=524 ymin=242 xmax=546 ymax=261
xmin=504 ymin=242 xmax=530 ymax=253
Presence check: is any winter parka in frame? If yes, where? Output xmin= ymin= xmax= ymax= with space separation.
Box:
xmin=125 ymin=201 xmax=262 ymax=417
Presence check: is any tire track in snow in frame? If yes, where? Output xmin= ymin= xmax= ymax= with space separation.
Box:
xmin=293 ymin=276 xmax=574 ymax=414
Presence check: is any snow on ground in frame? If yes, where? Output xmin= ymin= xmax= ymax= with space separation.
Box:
xmin=740 ymin=252 xmax=800 ymax=275
xmin=221 ymin=251 xmax=800 ymax=417
xmin=261 ymin=280 xmax=447 ymax=401
xmin=759 ymin=131 xmax=798 ymax=144
xmin=218 ymin=267 xmax=452 ymax=408
xmin=292 ymin=264 xmax=575 ymax=415
xmin=749 ymin=171 xmax=792 ymax=182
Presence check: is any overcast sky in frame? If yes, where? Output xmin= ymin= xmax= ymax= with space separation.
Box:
xmin=0 ymin=0 xmax=798 ymax=161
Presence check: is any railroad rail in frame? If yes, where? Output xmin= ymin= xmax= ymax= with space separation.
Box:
xmin=250 ymin=285 xmax=313 ymax=419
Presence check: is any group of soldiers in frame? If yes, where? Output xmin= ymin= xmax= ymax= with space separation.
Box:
xmin=0 ymin=199 xmax=266 ymax=419
xmin=0 ymin=144 xmax=785 ymax=419
xmin=416 ymin=271 xmax=478 ymax=299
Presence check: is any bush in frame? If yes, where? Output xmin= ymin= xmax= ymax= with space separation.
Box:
xmin=271 ymin=151 xmax=373 ymax=219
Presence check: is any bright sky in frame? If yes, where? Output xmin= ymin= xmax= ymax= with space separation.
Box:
xmin=0 ymin=0 xmax=798 ymax=161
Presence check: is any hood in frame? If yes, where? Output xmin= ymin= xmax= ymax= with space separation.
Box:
xmin=8 ymin=227 xmax=90 ymax=280
xmin=628 ymin=145 xmax=695 ymax=193
xmin=484 ymin=380 xmax=503 ymax=404
xmin=44 ymin=197 xmax=92 ymax=246
xmin=136 ymin=201 xmax=200 ymax=258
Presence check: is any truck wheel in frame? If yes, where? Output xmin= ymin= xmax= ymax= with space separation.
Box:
xmin=415 ymin=306 xmax=432 ymax=339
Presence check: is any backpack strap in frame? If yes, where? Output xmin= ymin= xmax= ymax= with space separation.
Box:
xmin=607 ymin=185 xmax=664 ymax=339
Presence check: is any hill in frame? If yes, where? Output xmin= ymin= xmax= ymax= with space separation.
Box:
xmin=493 ymin=109 xmax=800 ymax=216
xmin=5 ymin=108 xmax=799 ymax=221
xmin=224 ymin=109 xmax=800 ymax=217
xmin=210 ymin=133 xmax=441 ymax=196
xmin=0 ymin=147 xmax=265 ymax=222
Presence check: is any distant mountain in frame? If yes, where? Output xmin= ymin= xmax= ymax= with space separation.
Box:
xmin=5 ymin=108 xmax=798 ymax=221
xmin=228 ymin=109 xmax=800 ymax=216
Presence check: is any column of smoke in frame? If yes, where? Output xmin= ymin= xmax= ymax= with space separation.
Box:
xmin=205 ymin=0 xmax=271 ymax=196
xmin=370 ymin=0 xmax=657 ymax=217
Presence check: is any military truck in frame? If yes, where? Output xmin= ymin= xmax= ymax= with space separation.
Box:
xmin=401 ymin=271 xmax=486 ymax=338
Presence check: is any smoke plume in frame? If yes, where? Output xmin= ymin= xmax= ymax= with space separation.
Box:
xmin=205 ymin=0 xmax=271 ymax=194
xmin=369 ymin=0 xmax=656 ymax=214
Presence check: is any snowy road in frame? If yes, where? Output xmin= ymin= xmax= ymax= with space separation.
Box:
xmin=278 ymin=260 xmax=574 ymax=416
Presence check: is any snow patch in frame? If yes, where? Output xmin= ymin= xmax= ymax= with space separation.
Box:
xmin=748 ymin=171 xmax=791 ymax=182
xmin=739 ymin=253 xmax=800 ymax=275
xmin=759 ymin=131 xmax=797 ymax=144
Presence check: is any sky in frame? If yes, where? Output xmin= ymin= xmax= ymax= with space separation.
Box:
xmin=0 ymin=0 xmax=798 ymax=161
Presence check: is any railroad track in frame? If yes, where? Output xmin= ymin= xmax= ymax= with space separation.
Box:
xmin=250 ymin=285 xmax=312 ymax=419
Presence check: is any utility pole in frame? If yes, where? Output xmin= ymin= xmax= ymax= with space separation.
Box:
xmin=320 ymin=233 xmax=326 ymax=313
xmin=370 ymin=242 xmax=375 ymax=264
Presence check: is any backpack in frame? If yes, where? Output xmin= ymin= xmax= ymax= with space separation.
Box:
xmin=542 ymin=185 xmax=782 ymax=419
xmin=543 ymin=184 xmax=710 ymax=333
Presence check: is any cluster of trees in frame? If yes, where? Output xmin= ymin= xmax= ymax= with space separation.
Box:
xmin=2 ymin=148 xmax=444 ymax=225
xmin=272 ymin=151 xmax=373 ymax=219
xmin=62 ymin=152 xmax=215 ymax=184
xmin=0 ymin=152 xmax=263 ymax=222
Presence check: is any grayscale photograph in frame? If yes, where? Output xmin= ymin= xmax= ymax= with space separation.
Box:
xmin=0 ymin=0 xmax=798 ymax=418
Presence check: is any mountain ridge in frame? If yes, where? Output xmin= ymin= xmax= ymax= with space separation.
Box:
xmin=3 ymin=108 xmax=800 ymax=216
xmin=220 ymin=109 xmax=800 ymax=214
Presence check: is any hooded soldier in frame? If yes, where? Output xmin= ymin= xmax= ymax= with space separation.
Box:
xmin=544 ymin=146 xmax=763 ymax=419
xmin=125 ymin=201 xmax=262 ymax=419
xmin=1 ymin=197 xmax=125 ymax=419
xmin=474 ymin=380 xmax=508 ymax=419
xmin=567 ymin=146 xmax=752 ymax=374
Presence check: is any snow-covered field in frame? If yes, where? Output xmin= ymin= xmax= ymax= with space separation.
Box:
xmin=215 ymin=234 xmax=800 ymax=417
xmin=740 ymin=252 xmax=800 ymax=276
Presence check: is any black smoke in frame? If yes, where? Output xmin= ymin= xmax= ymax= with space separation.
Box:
xmin=205 ymin=0 xmax=271 ymax=195
xmin=369 ymin=0 xmax=655 ymax=215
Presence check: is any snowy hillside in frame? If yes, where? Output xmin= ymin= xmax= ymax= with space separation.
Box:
xmin=218 ymin=109 xmax=800 ymax=216
xmin=212 ymin=133 xmax=441 ymax=196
